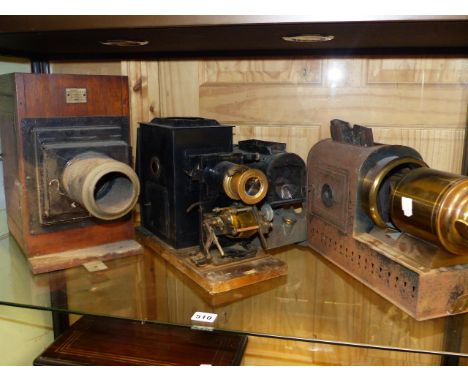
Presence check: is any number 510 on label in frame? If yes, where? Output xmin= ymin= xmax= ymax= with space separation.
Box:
xmin=191 ymin=311 xmax=218 ymax=323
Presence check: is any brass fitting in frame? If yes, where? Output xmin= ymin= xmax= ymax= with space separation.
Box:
xmin=362 ymin=156 xmax=427 ymax=228
xmin=222 ymin=164 xmax=268 ymax=205
xmin=391 ymin=168 xmax=468 ymax=255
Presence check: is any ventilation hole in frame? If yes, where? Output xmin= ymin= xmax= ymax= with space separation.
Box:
xmin=404 ymin=281 xmax=407 ymax=287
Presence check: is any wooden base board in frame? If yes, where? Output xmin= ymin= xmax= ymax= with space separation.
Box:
xmin=309 ymin=215 xmax=468 ymax=320
xmin=34 ymin=315 xmax=248 ymax=366
xmin=136 ymin=227 xmax=288 ymax=294
xmin=28 ymin=239 xmax=144 ymax=274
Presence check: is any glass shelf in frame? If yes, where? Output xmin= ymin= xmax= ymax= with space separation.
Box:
xmin=0 ymin=210 xmax=466 ymax=361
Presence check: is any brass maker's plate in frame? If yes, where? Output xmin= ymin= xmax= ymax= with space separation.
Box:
xmin=66 ymin=88 xmax=87 ymax=103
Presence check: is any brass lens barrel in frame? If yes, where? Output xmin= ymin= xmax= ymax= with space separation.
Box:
xmin=362 ymin=156 xmax=427 ymax=228
xmin=221 ymin=163 xmax=268 ymax=205
xmin=390 ymin=168 xmax=468 ymax=255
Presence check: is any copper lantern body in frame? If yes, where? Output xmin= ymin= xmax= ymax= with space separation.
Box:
xmin=307 ymin=120 xmax=468 ymax=320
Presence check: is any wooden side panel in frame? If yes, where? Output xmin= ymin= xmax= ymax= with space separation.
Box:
xmin=199 ymin=58 xmax=467 ymax=174
xmin=367 ymin=58 xmax=468 ymax=84
xmin=199 ymin=84 xmax=466 ymax=129
xmin=27 ymin=220 xmax=135 ymax=256
xmin=20 ymin=73 xmax=128 ymax=118
xmin=371 ymin=127 xmax=465 ymax=173
xmin=0 ymin=74 xmax=24 ymax=244
xmin=159 ymin=60 xmax=200 ymax=117
xmin=202 ymin=59 xmax=323 ymax=84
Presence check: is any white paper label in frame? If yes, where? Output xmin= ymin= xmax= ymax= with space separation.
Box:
xmin=401 ymin=197 xmax=413 ymax=217
xmin=83 ymin=260 xmax=108 ymax=272
xmin=191 ymin=312 xmax=218 ymax=323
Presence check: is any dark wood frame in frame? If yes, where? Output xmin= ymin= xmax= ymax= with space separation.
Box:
xmin=0 ymin=16 xmax=467 ymax=60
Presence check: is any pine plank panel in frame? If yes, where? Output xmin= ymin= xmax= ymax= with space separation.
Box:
xmin=202 ymin=59 xmax=322 ymax=85
xmin=50 ymin=61 xmax=122 ymax=76
xmin=121 ymin=61 xmax=160 ymax=161
xmin=159 ymin=60 xmax=200 ymax=117
xmin=199 ymin=84 xmax=467 ymax=131
xmin=321 ymin=58 xmax=366 ymax=87
xmin=367 ymin=58 xmax=468 ymax=84
xmin=233 ymin=124 xmax=321 ymax=162
xmin=371 ymin=126 xmax=465 ymax=173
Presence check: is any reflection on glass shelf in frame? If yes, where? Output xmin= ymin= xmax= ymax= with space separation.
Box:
xmin=0 ymin=210 xmax=466 ymax=361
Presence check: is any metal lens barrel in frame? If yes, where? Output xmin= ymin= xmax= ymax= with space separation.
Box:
xmin=62 ymin=152 xmax=140 ymax=220
xmin=391 ymin=168 xmax=468 ymax=255
xmin=213 ymin=161 xmax=269 ymax=205
xmin=362 ymin=156 xmax=427 ymax=228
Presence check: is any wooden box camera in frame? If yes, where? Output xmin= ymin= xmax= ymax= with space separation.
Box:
xmin=0 ymin=73 xmax=142 ymax=274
